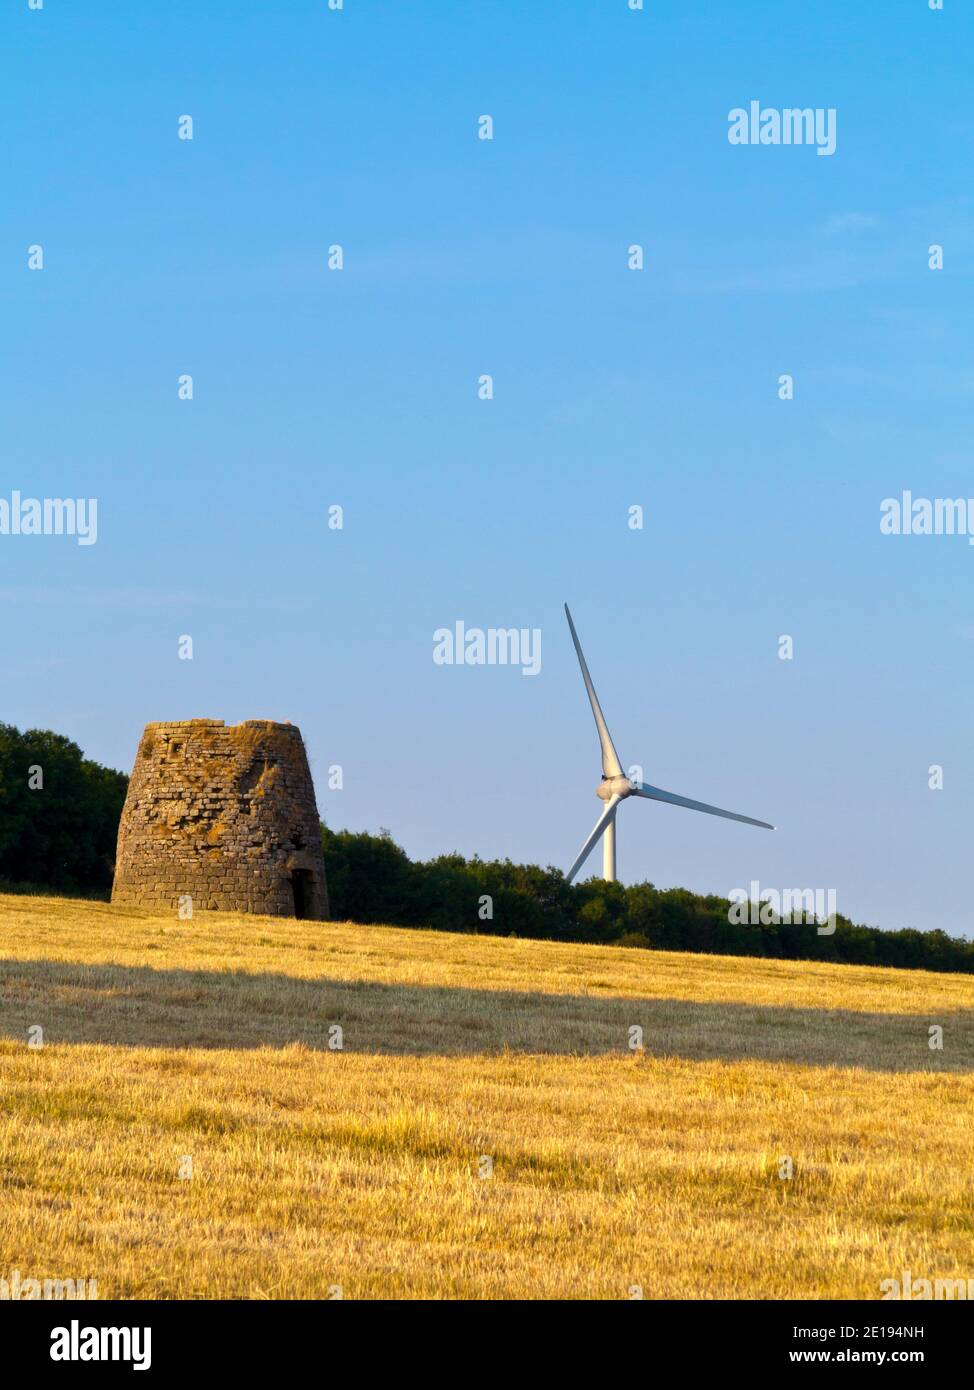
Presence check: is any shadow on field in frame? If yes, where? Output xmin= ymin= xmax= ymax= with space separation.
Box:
xmin=0 ymin=957 xmax=970 ymax=1070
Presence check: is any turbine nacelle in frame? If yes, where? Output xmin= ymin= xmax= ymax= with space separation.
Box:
xmin=564 ymin=603 xmax=774 ymax=884
xmin=597 ymin=775 xmax=634 ymax=802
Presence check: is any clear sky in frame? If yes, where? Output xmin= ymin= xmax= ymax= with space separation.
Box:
xmin=2 ymin=0 xmax=972 ymax=936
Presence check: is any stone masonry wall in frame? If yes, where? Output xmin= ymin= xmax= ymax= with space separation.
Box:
xmin=111 ymin=719 xmax=329 ymax=919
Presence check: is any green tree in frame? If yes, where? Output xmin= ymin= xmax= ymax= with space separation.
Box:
xmin=0 ymin=724 xmax=128 ymax=891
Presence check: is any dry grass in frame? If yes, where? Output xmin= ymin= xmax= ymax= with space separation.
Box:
xmin=1 ymin=891 xmax=972 ymax=1299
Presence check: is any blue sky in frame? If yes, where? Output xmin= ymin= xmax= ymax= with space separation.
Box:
xmin=2 ymin=0 xmax=972 ymax=935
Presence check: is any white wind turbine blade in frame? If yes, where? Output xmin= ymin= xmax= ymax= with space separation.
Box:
xmin=564 ymin=604 xmax=624 ymax=778
xmin=632 ymin=782 xmax=774 ymax=830
xmin=566 ymin=794 xmax=622 ymax=883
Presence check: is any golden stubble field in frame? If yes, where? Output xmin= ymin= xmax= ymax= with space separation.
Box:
xmin=1 ymin=891 xmax=972 ymax=1299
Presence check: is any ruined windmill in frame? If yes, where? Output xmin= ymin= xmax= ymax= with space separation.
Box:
xmin=112 ymin=719 xmax=329 ymax=919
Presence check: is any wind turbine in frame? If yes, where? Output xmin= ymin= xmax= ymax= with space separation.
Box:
xmin=563 ymin=604 xmax=774 ymax=884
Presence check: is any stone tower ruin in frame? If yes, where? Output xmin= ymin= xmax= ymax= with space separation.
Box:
xmin=112 ymin=719 xmax=329 ymax=919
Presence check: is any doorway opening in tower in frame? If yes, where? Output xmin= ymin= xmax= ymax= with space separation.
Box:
xmin=290 ymin=869 xmax=313 ymax=920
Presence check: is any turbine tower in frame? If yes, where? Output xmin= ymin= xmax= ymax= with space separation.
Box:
xmin=564 ymin=604 xmax=774 ymax=884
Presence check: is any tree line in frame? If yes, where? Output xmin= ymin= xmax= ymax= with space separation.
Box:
xmin=321 ymin=826 xmax=974 ymax=974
